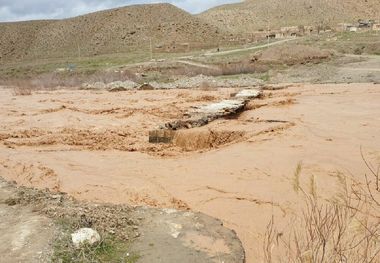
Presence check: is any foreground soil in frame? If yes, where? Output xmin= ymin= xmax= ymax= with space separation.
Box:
xmin=0 ymin=179 xmax=54 ymax=262
xmin=1 ymin=83 xmax=379 ymax=261
xmin=0 ymin=177 xmax=244 ymax=263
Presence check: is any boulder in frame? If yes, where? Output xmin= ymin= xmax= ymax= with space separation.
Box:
xmin=71 ymin=228 xmax=101 ymax=248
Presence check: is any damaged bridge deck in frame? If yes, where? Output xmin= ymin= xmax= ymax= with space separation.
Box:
xmin=149 ymin=89 xmax=262 ymax=143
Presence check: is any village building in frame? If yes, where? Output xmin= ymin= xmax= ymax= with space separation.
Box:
xmin=337 ymin=23 xmax=358 ymax=32
xmin=280 ymin=26 xmax=300 ymax=37
xmin=358 ymin=19 xmax=375 ymax=29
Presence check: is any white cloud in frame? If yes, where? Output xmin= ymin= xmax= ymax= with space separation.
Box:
xmin=0 ymin=0 xmax=241 ymax=22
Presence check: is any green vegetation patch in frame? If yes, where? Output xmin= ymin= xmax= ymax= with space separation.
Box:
xmin=52 ymin=219 xmax=139 ymax=263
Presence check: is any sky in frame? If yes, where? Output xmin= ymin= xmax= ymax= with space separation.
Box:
xmin=0 ymin=0 xmax=241 ymax=22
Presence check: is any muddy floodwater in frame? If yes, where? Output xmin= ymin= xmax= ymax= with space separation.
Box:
xmin=1 ymin=83 xmax=379 ymax=261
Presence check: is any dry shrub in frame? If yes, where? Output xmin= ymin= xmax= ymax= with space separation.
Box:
xmin=12 ymin=86 xmax=32 ymax=96
xmin=264 ymin=152 xmax=380 ymax=263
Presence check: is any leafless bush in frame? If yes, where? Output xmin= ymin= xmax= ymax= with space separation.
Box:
xmin=264 ymin=154 xmax=380 ymax=263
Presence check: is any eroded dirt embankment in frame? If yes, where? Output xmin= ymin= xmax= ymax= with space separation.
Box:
xmin=0 ymin=177 xmax=245 ymax=263
xmin=1 ymin=83 xmax=379 ymax=262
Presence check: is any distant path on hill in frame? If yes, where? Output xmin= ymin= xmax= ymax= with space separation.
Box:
xmin=340 ymin=67 xmax=380 ymax=72
xmin=345 ymin=54 xmax=380 ymax=59
xmin=177 ymin=60 xmax=219 ymax=69
xmin=202 ymin=37 xmax=301 ymax=57
xmin=124 ymin=38 xmax=301 ymax=69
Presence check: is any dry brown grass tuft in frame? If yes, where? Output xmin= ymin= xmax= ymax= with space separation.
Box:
xmin=292 ymin=162 xmax=302 ymax=193
xmin=264 ymin=154 xmax=380 ymax=263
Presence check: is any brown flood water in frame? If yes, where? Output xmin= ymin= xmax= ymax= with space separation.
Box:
xmin=1 ymin=83 xmax=379 ymax=261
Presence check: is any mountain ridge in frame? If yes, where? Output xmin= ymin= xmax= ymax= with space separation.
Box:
xmin=199 ymin=0 xmax=380 ymax=33
xmin=0 ymin=3 xmax=228 ymax=62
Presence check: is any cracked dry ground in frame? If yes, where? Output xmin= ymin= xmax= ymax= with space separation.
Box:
xmin=1 ymin=83 xmax=380 ymax=262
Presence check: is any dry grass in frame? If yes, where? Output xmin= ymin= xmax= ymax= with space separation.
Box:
xmin=292 ymin=162 xmax=302 ymax=193
xmin=52 ymin=218 xmax=138 ymax=263
xmin=264 ymin=154 xmax=380 ymax=263
xmin=163 ymin=60 xmax=266 ymax=78
xmin=3 ymin=70 xmax=137 ymax=91
xmin=255 ymin=45 xmax=332 ymax=66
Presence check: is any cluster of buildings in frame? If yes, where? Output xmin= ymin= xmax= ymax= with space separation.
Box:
xmin=337 ymin=19 xmax=380 ymax=32
xmin=263 ymin=19 xmax=380 ymax=40
xmin=267 ymin=25 xmax=317 ymax=39
xmin=154 ymin=18 xmax=380 ymax=52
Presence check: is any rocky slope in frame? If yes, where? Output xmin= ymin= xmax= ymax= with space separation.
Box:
xmin=0 ymin=3 xmax=227 ymax=62
xmin=199 ymin=0 xmax=380 ymax=33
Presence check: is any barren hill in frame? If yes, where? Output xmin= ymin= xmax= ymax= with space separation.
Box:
xmin=0 ymin=3 xmax=227 ymax=62
xmin=199 ymin=0 xmax=380 ymax=33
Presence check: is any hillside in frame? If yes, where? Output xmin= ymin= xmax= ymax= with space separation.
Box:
xmin=199 ymin=0 xmax=380 ymax=33
xmin=0 ymin=3 xmax=227 ymax=63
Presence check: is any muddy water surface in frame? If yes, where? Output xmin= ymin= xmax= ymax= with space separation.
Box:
xmin=1 ymin=84 xmax=379 ymax=262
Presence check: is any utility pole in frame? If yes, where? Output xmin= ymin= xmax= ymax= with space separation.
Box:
xmin=149 ymin=6 xmax=153 ymax=61
xmin=267 ymin=5 xmax=270 ymax=48
xmin=150 ymin=37 xmax=153 ymax=60
xmin=77 ymin=43 xmax=81 ymax=58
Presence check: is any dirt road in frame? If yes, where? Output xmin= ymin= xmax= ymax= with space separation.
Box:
xmin=0 ymin=83 xmax=379 ymax=261
xmin=0 ymin=180 xmax=54 ymax=262
xmin=203 ymin=38 xmax=301 ymax=56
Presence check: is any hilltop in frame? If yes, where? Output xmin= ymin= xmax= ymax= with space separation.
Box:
xmin=199 ymin=0 xmax=380 ymax=33
xmin=2 ymin=1 xmax=379 ymax=64
xmin=0 ymin=3 xmax=227 ymax=62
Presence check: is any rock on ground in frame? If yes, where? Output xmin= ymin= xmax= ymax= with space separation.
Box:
xmin=71 ymin=228 xmax=101 ymax=248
